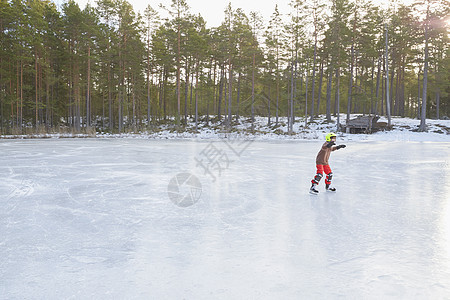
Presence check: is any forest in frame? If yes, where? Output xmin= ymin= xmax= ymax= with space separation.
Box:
xmin=0 ymin=0 xmax=448 ymax=134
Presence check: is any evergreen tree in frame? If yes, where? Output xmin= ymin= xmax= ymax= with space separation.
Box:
xmin=264 ymin=5 xmax=284 ymax=125
xmin=0 ymin=0 xmax=448 ymax=133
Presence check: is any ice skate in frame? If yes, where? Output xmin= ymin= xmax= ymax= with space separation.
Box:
xmin=325 ymin=184 xmax=336 ymax=192
xmin=309 ymin=184 xmax=319 ymax=195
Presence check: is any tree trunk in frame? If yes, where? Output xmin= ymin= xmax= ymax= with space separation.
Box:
xmin=211 ymin=61 xmax=216 ymax=122
xmin=132 ymin=75 xmax=136 ymax=130
xmin=394 ymin=70 xmax=399 ymax=116
xmin=147 ymin=29 xmax=151 ymax=125
xmin=400 ymin=60 xmax=406 ymax=117
xmin=293 ymin=59 xmax=297 ymax=125
xmin=207 ymin=59 xmax=213 ymax=125
xmin=436 ymin=90 xmax=440 ymax=120
xmin=20 ymin=59 xmax=23 ymax=129
xmin=276 ymin=49 xmax=280 ymax=125
xmin=73 ymin=47 xmax=81 ymax=133
xmin=375 ymin=57 xmax=381 ymax=115
xmin=310 ymin=39 xmax=317 ymax=120
xmin=195 ymin=63 xmax=199 ymax=129
xmin=288 ymin=62 xmax=293 ymax=131
xmin=163 ymin=67 xmax=168 ymax=120
xmin=251 ymin=53 xmax=255 ymax=126
xmin=35 ymin=49 xmax=39 ymax=130
xmin=267 ymin=85 xmax=271 ymax=126
xmin=46 ymin=66 xmax=50 ymax=129
xmin=316 ymin=61 xmax=324 ymax=116
xmin=370 ymin=59 xmax=375 ymax=115
xmin=384 ymin=24 xmax=391 ymax=127
xmin=236 ymin=72 xmax=241 ymax=121
xmin=227 ymin=60 xmax=233 ymax=128
xmin=381 ymin=69 xmax=384 ymax=116
xmin=86 ymin=44 xmax=91 ymax=129
xmin=419 ymin=19 xmax=428 ymax=132
xmin=434 ymin=50 xmax=440 ymax=120
xmin=108 ymin=65 xmax=113 ymax=130
xmin=158 ymin=69 xmax=164 ymax=120
xmin=388 ymin=60 xmax=394 ymax=113
xmin=417 ymin=71 xmax=421 ymax=119
xmin=218 ymin=66 xmax=224 ymax=120
xmin=336 ymin=67 xmax=341 ymax=131
xmin=304 ymin=66 xmax=308 ymax=129
xmin=15 ymin=61 xmax=19 ymax=129
xmin=190 ymin=72 xmax=194 ymax=117
xmin=176 ymin=17 xmax=181 ymax=123
xmin=325 ymin=64 xmax=333 ymax=122
xmin=118 ymin=41 xmax=125 ymax=133
xmin=185 ymin=60 xmax=189 ymax=122
xmin=346 ymin=45 xmax=354 ymax=122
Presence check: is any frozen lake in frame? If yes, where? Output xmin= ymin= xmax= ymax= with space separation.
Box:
xmin=1 ymin=138 xmax=450 ymax=299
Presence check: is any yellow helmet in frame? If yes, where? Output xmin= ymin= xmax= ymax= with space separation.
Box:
xmin=325 ymin=132 xmax=337 ymax=142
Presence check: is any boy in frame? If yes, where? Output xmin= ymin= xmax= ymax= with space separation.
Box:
xmin=309 ymin=133 xmax=346 ymax=195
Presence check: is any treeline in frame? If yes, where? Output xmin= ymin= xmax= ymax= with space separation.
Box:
xmin=0 ymin=0 xmax=448 ymax=134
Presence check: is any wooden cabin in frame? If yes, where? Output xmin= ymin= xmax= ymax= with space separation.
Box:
xmin=344 ymin=115 xmax=381 ymax=134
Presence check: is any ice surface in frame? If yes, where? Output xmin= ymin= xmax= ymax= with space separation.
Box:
xmin=1 ymin=139 xmax=450 ymax=299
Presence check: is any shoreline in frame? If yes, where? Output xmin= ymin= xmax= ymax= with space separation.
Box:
xmin=1 ymin=115 xmax=448 ymax=142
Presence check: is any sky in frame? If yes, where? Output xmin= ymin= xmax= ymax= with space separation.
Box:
xmin=157 ymin=0 xmax=292 ymax=27
xmin=51 ymin=0 xmax=296 ymax=27
xmin=52 ymin=0 xmax=420 ymax=28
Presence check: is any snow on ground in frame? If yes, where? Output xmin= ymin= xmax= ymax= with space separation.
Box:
xmin=97 ymin=115 xmax=450 ymax=142
xmin=1 ymin=137 xmax=450 ymax=298
xmin=1 ymin=115 xmax=449 ymax=142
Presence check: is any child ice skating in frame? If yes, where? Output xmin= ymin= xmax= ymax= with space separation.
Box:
xmin=309 ymin=133 xmax=346 ymax=195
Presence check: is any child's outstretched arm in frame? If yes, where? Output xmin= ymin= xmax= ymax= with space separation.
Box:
xmin=326 ymin=141 xmax=336 ymax=148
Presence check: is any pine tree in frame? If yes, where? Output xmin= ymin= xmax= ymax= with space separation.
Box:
xmin=328 ymin=0 xmax=352 ymax=130
xmin=264 ymin=5 xmax=284 ymax=125
xmin=249 ymin=11 xmax=263 ymax=128
xmin=160 ymin=0 xmax=190 ymax=126
xmin=303 ymin=0 xmax=326 ymax=121
xmin=144 ymin=5 xmax=159 ymax=125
